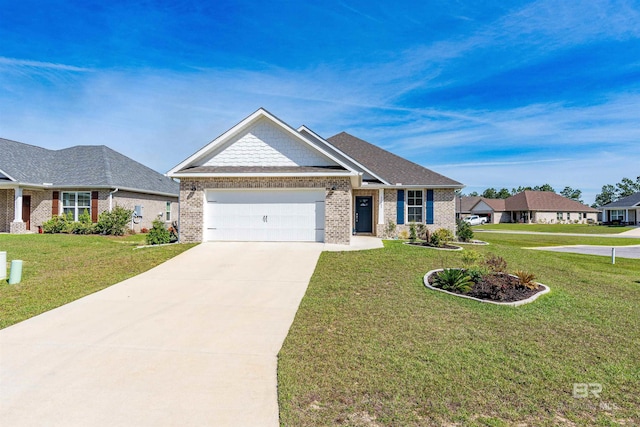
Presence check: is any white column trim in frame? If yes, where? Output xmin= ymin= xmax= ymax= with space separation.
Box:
xmin=13 ymin=187 xmax=23 ymax=222
xmin=378 ymin=189 xmax=384 ymax=224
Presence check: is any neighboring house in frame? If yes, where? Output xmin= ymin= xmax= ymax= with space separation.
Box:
xmin=600 ymin=192 xmax=640 ymax=225
xmin=455 ymin=196 xmax=480 ymax=219
xmin=167 ymin=108 xmax=463 ymax=245
xmin=0 ymin=138 xmax=179 ymax=234
xmin=469 ymin=191 xmax=599 ymax=224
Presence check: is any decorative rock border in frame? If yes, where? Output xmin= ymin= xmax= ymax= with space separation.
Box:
xmin=403 ymin=242 xmax=463 ymax=251
xmin=424 ymin=269 xmax=550 ymax=307
xmin=455 ymin=240 xmax=489 ymax=245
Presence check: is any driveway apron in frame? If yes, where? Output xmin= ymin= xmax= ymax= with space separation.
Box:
xmin=0 ymin=242 xmax=323 ymax=426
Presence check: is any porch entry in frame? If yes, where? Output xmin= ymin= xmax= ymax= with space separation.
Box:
xmin=355 ymin=196 xmax=373 ymax=233
xmin=22 ymin=195 xmax=31 ymax=230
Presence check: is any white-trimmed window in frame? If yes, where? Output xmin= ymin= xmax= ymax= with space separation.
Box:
xmin=166 ymin=201 xmax=171 ymax=221
xmin=62 ymin=192 xmax=91 ymax=221
xmin=567 ymin=212 xmax=571 ymax=220
xmin=407 ymin=190 xmax=423 ymax=223
xmin=557 ymin=212 xmax=563 ymax=221
xmin=610 ymin=210 xmax=625 ymax=221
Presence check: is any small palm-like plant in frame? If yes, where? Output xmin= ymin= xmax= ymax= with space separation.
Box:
xmin=434 ymin=269 xmax=474 ymax=293
xmin=514 ymin=270 xmax=538 ymax=289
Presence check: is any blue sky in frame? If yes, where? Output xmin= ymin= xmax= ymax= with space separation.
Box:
xmin=1 ymin=0 xmax=639 ymax=204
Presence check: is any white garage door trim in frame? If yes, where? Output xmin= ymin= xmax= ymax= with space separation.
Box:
xmin=204 ymin=189 xmax=325 ymax=242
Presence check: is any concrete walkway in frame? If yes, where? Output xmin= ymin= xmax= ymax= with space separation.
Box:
xmin=0 ymin=242 xmax=326 ymax=427
xmin=527 ymin=244 xmax=640 ymax=259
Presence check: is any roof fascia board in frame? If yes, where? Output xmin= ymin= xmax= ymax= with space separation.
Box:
xmin=170 ymin=171 xmax=359 ymax=178
xmin=167 ymin=108 xmax=359 ymax=177
xmin=298 ymin=125 xmax=390 ymax=185
xmin=0 ymin=168 xmax=17 ymax=182
xmin=358 ymin=183 xmax=465 ymax=189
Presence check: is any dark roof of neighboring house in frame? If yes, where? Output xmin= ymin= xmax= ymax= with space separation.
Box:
xmin=457 ymin=196 xmax=481 ymax=213
xmin=601 ymin=191 xmax=640 ymax=208
xmin=326 ymin=132 xmax=463 ymax=187
xmin=505 ymin=191 xmax=598 ymax=212
xmin=0 ymin=138 xmax=178 ymax=196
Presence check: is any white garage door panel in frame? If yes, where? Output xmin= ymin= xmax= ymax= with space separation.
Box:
xmin=205 ymin=190 xmax=325 ymax=242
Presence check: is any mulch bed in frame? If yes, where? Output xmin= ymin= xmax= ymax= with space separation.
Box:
xmin=406 ymin=242 xmax=462 ymax=250
xmin=428 ymin=271 xmax=543 ymax=303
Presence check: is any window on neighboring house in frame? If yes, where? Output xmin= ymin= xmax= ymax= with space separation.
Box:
xmin=611 ymin=210 xmax=625 ymax=221
xmin=557 ymin=212 xmax=563 ymax=221
xmin=166 ymin=201 xmax=171 ymax=221
xmin=583 ymin=213 xmax=587 ymax=219
xmin=407 ymin=190 xmax=423 ymax=222
xmin=567 ymin=212 xmax=571 ymax=220
xmin=62 ymin=192 xmax=91 ymax=221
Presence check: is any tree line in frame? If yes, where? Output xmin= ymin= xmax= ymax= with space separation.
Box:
xmin=462 ymin=176 xmax=639 ymax=208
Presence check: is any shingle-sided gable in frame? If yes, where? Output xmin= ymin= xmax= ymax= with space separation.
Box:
xmin=200 ymin=117 xmax=337 ymax=168
xmin=326 ymin=132 xmax=462 ymax=187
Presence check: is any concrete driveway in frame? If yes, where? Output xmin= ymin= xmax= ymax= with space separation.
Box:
xmin=0 ymin=242 xmax=324 ymax=426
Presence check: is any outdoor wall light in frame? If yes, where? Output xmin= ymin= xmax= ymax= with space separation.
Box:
xmin=331 ymin=186 xmax=337 ymax=191
xmin=191 ymin=185 xmax=197 ymax=191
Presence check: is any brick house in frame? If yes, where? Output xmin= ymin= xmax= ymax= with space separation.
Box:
xmin=469 ymin=191 xmax=599 ymax=224
xmin=0 ymin=138 xmax=179 ymax=233
xmin=168 ymin=108 xmax=463 ymax=245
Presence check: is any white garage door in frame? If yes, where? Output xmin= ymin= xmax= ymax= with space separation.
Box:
xmin=205 ymin=189 xmax=325 ymax=242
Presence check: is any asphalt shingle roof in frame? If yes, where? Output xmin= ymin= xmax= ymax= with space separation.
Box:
xmin=326 ymin=132 xmax=463 ymax=187
xmin=0 ymin=138 xmax=178 ymax=195
xmin=601 ymin=192 xmax=640 ymax=208
xmin=505 ymin=191 xmax=598 ymax=212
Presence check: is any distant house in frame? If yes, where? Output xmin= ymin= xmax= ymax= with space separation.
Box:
xmin=600 ymin=192 xmax=640 ymax=225
xmin=469 ymin=190 xmax=599 ymax=224
xmin=456 ymin=196 xmax=480 ymax=219
xmin=0 ymin=138 xmax=179 ymax=233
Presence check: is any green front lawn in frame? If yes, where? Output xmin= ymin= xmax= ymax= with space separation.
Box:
xmin=0 ymin=234 xmax=196 ymax=329
xmin=480 ymin=223 xmax=635 ymax=234
xmin=278 ymin=235 xmax=640 ymax=426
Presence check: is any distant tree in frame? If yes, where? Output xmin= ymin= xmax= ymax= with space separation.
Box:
xmin=511 ymin=186 xmax=531 ymax=195
xmin=468 ymin=191 xmax=479 ymax=197
xmin=560 ymin=186 xmax=583 ymax=204
xmin=616 ymin=176 xmax=640 ymax=197
xmin=496 ymin=188 xmax=511 ymax=199
xmin=594 ymin=184 xmax=617 ymax=207
xmin=482 ymin=188 xmax=498 ymax=199
xmin=533 ymin=183 xmax=555 ymax=192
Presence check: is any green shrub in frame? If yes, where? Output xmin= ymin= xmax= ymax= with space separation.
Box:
xmin=146 ymin=219 xmax=171 ymax=245
xmin=465 ymin=266 xmax=488 ymax=283
xmin=430 ymin=228 xmax=454 ymax=247
xmin=95 ymin=206 xmax=132 ymax=236
xmin=433 ymin=269 xmax=474 ymax=293
xmin=456 ymin=219 xmax=474 ymax=242
xmin=70 ymin=209 xmax=95 ymax=234
xmin=461 ymin=249 xmax=483 ymax=267
xmin=42 ymin=212 xmax=75 ymax=233
xmin=409 ymin=223 xmax=417 ymax=242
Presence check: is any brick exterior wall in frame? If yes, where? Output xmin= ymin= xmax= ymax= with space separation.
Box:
xmin=178 ymin=177 xmax=352 ymax=244
xmin=0 ymin=189 xmax=13 ymax=233
xmin=386 ymin=188 xmax=457 ymax=237
xmin=381 ymin=189 xmax=398 ymax=238
xmin=112 ymin=191 xmax=178 ymax=231
xmin=0 ymin=188 xmax=177 ymax=233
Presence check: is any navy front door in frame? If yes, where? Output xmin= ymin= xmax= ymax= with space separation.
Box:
xmin=355 ymin=196 xmax=373 ymax=233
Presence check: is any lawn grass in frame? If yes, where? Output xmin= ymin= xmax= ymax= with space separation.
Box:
xmin=278 ymin=234 xmax=640 ymax=426
xmin=0 ymin=233 xmax=196 ymax=329
xmin=480 ymin=223 xmax=635 ymax=234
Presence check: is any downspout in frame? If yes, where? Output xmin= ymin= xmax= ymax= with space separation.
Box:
xmin=109 ymin=188 xmax=119 ymax=212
